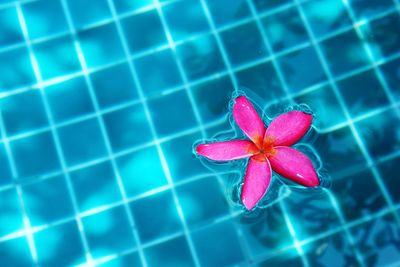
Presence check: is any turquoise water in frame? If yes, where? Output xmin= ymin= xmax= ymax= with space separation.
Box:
xmin=0 ymin=0 xmax=400 ymax=266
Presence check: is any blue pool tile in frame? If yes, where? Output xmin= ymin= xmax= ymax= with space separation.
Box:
xmin=22 ymin=175 xmax=74 ymax=226
xmin=0 ymin=237 xmax=33 ymax=267
xmin=1 ymin=90 xmax=48 ymax=136
xmin=91 ymin=63 xmax=138 ymax=108
xmin=58 ymin=119 xmax=107 ymax=166
xmin=68 ymin=0 xmax=112 ymax=29
xmin=257 ymin=249 xmax=303 ymax=266
xmin=0 ymin=188 xmax=24 ymax=236
xmin=177 ymin=34 xmax=225 ymax=81
xmin=221 ymin=21 xmax=268 ymax=66
xmin=378 ymin=156 xmax=400 ymax=204
xmin=162 ymin=132 xmax=208 ymax=182
xmin=12 ymin=132 xmax=61 ymax=178
xmin=145 ymin=236 xmax=194 ymax=267
xmin=205 ymin=120 xmax=233 ymax=138
xmin=350 ymin=213 xmax=400 ymax=267
xmin=337 ymin=70 xmax=389 ymax=117
xmin=82 ymin=205 xmax=136 ymax=259
xmin=314 ymin=126 xmax=366 ymax=177
xmin=176 ymin=176 xmax=229 ymax=228
xmin=192 ymin=220 xmax=245 ymax=266
xmin=22 ymin=0 xmax=68 ymax=40
xmin=262 ymin=7 xmax=308 ymax=52
xmin=278 ymin=46 xmax=327 ymax=92
xmin=148 ymin=90 xmax=197 ymax=137
xmin=303 ymin=231 xmax=361 ymax=267
xmin=332 ymin=169 xmax=387 ymax=222
xmin=97 ymin=252 xmax=142 ymax=267
xmin=45 ymin=77 xmax=94 ymax=123
xmin=116 ymin=146 xmax=168 ymax=198
xmin=191 ymin=75 xmax=233 ymax=123
xmin=320 ymin=30 xmax=370 ymax=76
xmin=0 ymin=0 xmax=14 ymax=5
xmin=0 ymin=144 xmax=12 ymax=186
xmin=380 ymin=58 xmax=400 ymax=101
xmin=361 ymin=13 xmax=400 ymax=60
xmin=236 ymin=61 xmax=285 ymax=102
xmin=103 ymin=104 xmax=152 ymax=152
xmin=70 ymin=161 xmax=122 ymax=212
xmin=355 ymin=110 xmax=400 ymax=160
xmin=301 ymin=0 xmax=352 ymax=38
xmin=33 ymin=36 xmax=81 ymax=80
xmin=294 ymin=85 xmax=346 ymax=130
xmin=34 ymin=221 xmax=85 ymax=266
xmin=281 ymin=191 xmax=341 ymax=241
xmin=0 ymin=7 xmax=23 ymax=47
xmin=114 ymin=0 xmax=154 ymax=14
xmin=130 ymin=190 xmax=182 ymax=243
xmin=252 ymin=0 xmax=292 ymax=12
xmin=0 ymin=47 xmax=35 ymax=90
xmin=163 ymin=0 xmax=209 ymax=42
xmin=136 ymin=49 xmax=182 ymax=96
xmin=205 ymin=0 xmax=250 ymax=27
xmin=78 ymin=23 xmax=124 ymax=68
xmin=349 ymin=0 xmax=394 ymax=20
xmin=122 ymin=10 xmax=167 ymax=54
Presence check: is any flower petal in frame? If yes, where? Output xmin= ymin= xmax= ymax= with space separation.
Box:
xmin=233 ymin=96 xmax=266 ymax=147
xmin=268 ymin=146 xmax=319 ymax=187
xmin=241 ymin=155 xmax=272 ymax=210
xmin=264 ymin=111 xmax=312 ymax=146
xmin=196 ymin=140 xmax=259 ymax=161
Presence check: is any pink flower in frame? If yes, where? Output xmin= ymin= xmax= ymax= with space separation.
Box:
xmin=195 ymin=96 xmax=319 ymax=210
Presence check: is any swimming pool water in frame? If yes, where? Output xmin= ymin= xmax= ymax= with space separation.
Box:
xmin=0 ymin=0 xmax=400 ymax=266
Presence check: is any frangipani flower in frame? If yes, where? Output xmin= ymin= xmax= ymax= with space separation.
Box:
xmin=196 ymin=96 xmax=319 ymax=210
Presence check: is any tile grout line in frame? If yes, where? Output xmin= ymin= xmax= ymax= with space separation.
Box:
xmin=252 ymin=3 xmax=309 ymax=262
xmin=337 ymin=1 xmax=400 ymax=225
xmin=325 ymin=189 xmax=366 ymax=265
xmin=1 ymin=189 xmax=398 ymax=265
xmin=1 ymin=3 xmax=398 ymax=97
xmin=151 ymin=0 xmax=206 ymax=137
xmin=198 ymin=0 xmax=239 ymax=91
xmin=1 ymin=4 xmax=399 ymax=103
xmin=245 ymin=2 xmax=313 ymax=265
xmin=0 ymin=100 xmax=398 ymax=199
xmin=1 ymin=130 xmax=399 ymax=248
xmin=59 ymin=0 xmax=149 ymax=266
xmin=0 ymin=0 xmax=319 ymax=56
xmin=0 ymin=0 xmax=324 ymax=98
xmin=341 ymin=0 xmax=400 ymax=119
xmin=198 ymin=0 xmax=257 ymax=263
xmin=319 ymin=100 xmax=400 ymax=134
xmin=245 ymin=0 xmax=294 ymax=102
xmin=292 ymin=1 xmax=367 ymax=266
xmin=279 ymin=198 xmax=310 ymax=267
xmin=253 ymin=202 xmax=400 ymax=265
xmin=0 ymin=176 xmax=241 ymax=244
xmin=2 ymin=64 xmax=400 ymax=149
xmin=107 ymin=0 xmax=202 ymax=266
xmin=15 ymin=3 xmax=94 ymax=265
xmin=0 ymin=109 xmax=38 ymax=266
xmin=0 ymin=0 xmax=35 ymax=10
xmin=149 ymin=0 xmax=208 ymax=265
xmin=298 ymin=0 xmax=400 ymax=264
xmin=1 ymin=1 xmax=398 ymax=266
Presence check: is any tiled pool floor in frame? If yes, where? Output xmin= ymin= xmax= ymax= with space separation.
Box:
xmin=0 ymin=0 xmax=400 ymax=266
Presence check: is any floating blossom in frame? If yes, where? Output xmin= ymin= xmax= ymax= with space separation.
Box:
xmin=195 ymin=96 xmax=319 ymax=210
